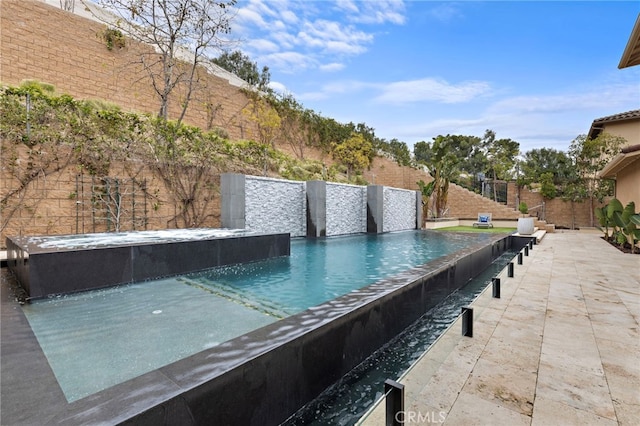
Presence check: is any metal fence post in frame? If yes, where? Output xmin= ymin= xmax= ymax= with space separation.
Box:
xmin=385 ymin=379 xmax=404 ymax=426
xmin=508 ymin=262 xmax=514 ymax=277
xmin=462 ymin=307 xmax=473 ymax=337
xmin=492 ymin=277 xmax=500 ymax=298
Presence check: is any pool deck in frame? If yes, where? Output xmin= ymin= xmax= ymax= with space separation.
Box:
xmin=359 ymin=230 xmax=640 ymax=425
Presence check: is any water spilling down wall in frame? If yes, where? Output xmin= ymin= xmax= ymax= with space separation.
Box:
xmin=383 ymin=187 xmax=419 ymax=233
xmin=245 ymin=176 xmax=307 ymax=237
xmin=222 ymin=174 xmax=421 ymax=237
xmin=326 ymin=183 xmax=367 ymax=236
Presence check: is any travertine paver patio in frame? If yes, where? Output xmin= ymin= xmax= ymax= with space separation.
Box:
xmin=359 ymin=231 xmax=639 ymax=425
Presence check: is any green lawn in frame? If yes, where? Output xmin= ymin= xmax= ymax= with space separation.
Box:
xmin=433 ymin=226 xmax=516 ymax=233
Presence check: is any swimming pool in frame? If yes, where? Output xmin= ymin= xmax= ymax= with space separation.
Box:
xmin=3 ymin=230 xmax=525 ymax=425
xmin=21 ymin=231 xmax=493 ymax=402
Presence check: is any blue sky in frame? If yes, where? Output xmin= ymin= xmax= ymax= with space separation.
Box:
xmin=229 ymin=0 xmax=640 ymax=154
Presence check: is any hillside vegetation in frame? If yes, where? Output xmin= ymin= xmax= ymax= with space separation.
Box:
xmin=1 ymin=81 xmax=424 ymax=241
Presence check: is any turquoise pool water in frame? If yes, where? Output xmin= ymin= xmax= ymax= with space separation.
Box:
xmin=21 ymin=230 xmax=493 ymax=402
xmin=184 ymin=231 xmax=493 ymax=315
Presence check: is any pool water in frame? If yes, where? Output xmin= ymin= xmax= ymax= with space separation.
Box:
xmin=21 ymin=231 xmax=494 ymax=402
xmin=185 ymin=231 xmax=493 ymax=314
xmin=282 ymin=250 xmax=517 ymax=425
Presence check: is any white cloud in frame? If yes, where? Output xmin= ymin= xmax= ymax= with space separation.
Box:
xmin=235 ymin=7 xmax=268 ymax=29
xmin=336 ymin=0 xmax=406 ymax=25
xmin=281 ymin=10 xmax=299 ymax=24
xmin=268 ymin=81 xmax=288 ymax=94
xmin=232 ymin=0 xmax=403 ymax=73
xmin=294 ymin=20 xmax=373 ymax=56
xmin=250 ymin=38 xmax=280 ymax=53
xmin=427 ymin=3 xmax=463 ymax=23
xmin=260 ymin=51 xmax=316 ymax=73
xmin=375 ymin=78 xmax=492 ymax=104
xmin=335 ymin=0 xmax=359 ymax=14
xmin=319 ymin=62 xmax=345 ymax=72
xmin=487 ymin=83 xmax=640 ymax=116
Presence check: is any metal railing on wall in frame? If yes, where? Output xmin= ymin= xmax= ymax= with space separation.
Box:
xmin=75 ymin=174 xmax=148 ymax=234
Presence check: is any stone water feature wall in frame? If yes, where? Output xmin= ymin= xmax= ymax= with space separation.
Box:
xmin=221 ymin=174 xmax=420 ymax=237
xmin=326 ymin=183 xmax=367 ymax=236
xmin=383 ymin=187 xmax=419 ymax=233
xmin=245 ymin=176 xmax=307 ymax=237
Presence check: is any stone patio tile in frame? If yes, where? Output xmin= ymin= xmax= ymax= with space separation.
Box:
xmin=479 ymin=335 xmax=541 ymax=372
xmin=531 ymin=396 xmax=617 ymax=426
xmin=444 ymin=391 xmax=530 ymax=426
xmin=535 ymin=359 xmax=616 ymax=420
xmin=463 ymin=357 xmax=536 ymax=416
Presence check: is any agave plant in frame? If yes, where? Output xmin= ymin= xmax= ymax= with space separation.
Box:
xmin=612 ymin=201 xmax=640 ymax=254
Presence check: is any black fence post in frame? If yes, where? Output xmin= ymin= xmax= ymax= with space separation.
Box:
xmin=385 ymin=379 xmax=404 ymax=426
xmin=524 ymin=245 xmax=529 ymax=256
xmin=518 ymin=252 xmax=523 ymax=265
xmin=508 ymin=262 xmax=514 ymax=277
xmin=492 ymin=277 xmax=501 ymax=298
xmin=462 ymin=307 xmax=473 ymax=337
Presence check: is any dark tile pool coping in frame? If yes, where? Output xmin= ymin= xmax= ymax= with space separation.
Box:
xmin=0 ymin=233 xmax=529 ymax=425
xmin=6 ymin=231 xmax=290 ymax=299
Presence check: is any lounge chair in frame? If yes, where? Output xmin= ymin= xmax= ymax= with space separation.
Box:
xmin=473 ymin=213 xmax=493 ymax=228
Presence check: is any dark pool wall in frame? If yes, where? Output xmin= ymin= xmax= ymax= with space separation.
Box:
xmin=6 ymin=233 xmax=290 ymax=299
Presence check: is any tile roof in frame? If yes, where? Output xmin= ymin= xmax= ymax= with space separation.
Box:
xmin=592 ymin=109 xmax=640 ymax=124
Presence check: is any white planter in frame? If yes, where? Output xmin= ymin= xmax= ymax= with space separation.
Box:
xmin=517 ymin=217 xmax=535 ymax=235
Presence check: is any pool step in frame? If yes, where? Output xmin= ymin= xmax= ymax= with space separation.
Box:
xmin=176 ymin=277 xmax=292 ymax=319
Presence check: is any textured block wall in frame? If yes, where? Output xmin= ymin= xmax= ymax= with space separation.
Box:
xmin=383 ymin=187 xmax=417 ymax=232
xmin=0 ymin=0 xmax=254 ymax=139
xmin=245 ymin=177 xmax=306 ymax=237
xmin=326 ymin=183 xmax=367 ymax=236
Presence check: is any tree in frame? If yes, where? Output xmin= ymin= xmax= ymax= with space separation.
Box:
xmin=95 ymin=0 xmax=237 ymax=123
xmin=213 ymin=50 xmax=271 ymax=90
xmin=481 ymin=130 xmax=519 ymax=202
xmin=414 ymin=140 xmax=433 ymax=165
xmin=242 ymin=95 xmax=281 ymax=149
xmin=520 ymin=148 xmax=574 ymax=188
xmin=414 ymin=135 xmax=486 ymax=189
xmin=428 ymin=136 xmax=460 ymax=218
xmin=568 ymin=133 xmax=626 ymax=226
xmin=331 ymin=133 xmax=373 ymax=181
xmin=374 ymin=138 xmax=411 ymax=166
xmin=417 ymin=179 xmax=435 ymax=221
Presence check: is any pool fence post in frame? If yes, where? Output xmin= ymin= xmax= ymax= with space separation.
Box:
xmin=517 ymin=252 xmax=523 ymax=265
xmin=524 ymin=245 xmax=529 ymax=256
xmin=508 ymin=262 xmax=514 ymax=277
xmin=529 ymin=239 xmax=534 ymax=249
xmin=462 ymin=307 xmax=473 ymax=337
xmin=384 ymin=379 xmax=404 ymax=426
xmin=492 ymin=277 xmax=500 ymax=298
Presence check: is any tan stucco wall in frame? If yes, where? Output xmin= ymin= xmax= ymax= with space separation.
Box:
xmin=600 ymin=120 xmax=640 ymax=146
xmin=599 ymin=119 xmax=640 ymax=208
xmin=614 ymin=161 xmax=640 ymax=207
